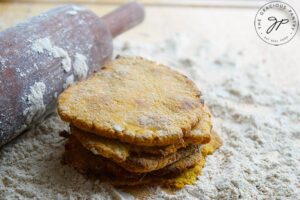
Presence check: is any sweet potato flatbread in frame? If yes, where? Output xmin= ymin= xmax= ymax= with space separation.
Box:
xmin=162 ymin=130 xmax=222 ymax=188
xmin=63 ymin=131 xmax=222 ymax=188
xmin=66 ymin=133 xmax=199 ymax=173
xmin=71 ymin=125 xmax=186 ymax=162
xmin=58 ymin=56 xmax=204 ymax=146
xmin=71 ymin=106 xmax=212 ymax=163
xmin=63 ymin=135 xmax=201 ymax=180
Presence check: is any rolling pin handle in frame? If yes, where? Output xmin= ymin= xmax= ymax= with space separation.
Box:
xmin=102 ymin=2 xmax=145 ymax=38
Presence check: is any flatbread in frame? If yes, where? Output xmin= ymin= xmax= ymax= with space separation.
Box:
xmin=71 ymin=125 xmax=186 ymax=162
xmin=65 ymin=134 xmax=198 ymax=173
xmin=162 ymin=130 xmax=222 ymax=188
xmin=184 ymin=106 xmax=212 ymax=143
xmin=122 ymin=144 xmax=197 ymax=173
xmin=63 ymin=135 xmax=201 ymax=179
xmin=71 ymin=106 xmax=212 ymax=163
xmin=58 ymin=56 xmax=203 ymax=146
xmin=63 ymin=131 xmax=222 ymax=188
xmin=113 ymin=130 xmax=222 ymax=188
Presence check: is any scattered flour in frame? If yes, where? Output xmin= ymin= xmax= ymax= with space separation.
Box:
xmin=113 ymin=124 xmax=124 ymax=132
xmin=73 ymin=53 xmax=88 ymax=79
xmin=1 ymin=33 xmax=299 ymax=199
xmin=32 ymin=37 xmax=72 ymax=72
xmin=23 ymin=82 xmax=46 ymax=124
xmin=138 ymin=115 xmax=170 ymax=129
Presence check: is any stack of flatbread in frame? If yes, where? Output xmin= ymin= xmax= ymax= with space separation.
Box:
xmin=58 ymin=56 xmax=221 ymax=188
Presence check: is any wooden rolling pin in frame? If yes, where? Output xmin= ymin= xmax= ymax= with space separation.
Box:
xmin=0 ymin=2 xmax=144 ymax=147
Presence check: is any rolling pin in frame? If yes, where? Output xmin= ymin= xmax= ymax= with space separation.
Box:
xmin=0 ymin=2 xmax=145 ymax=147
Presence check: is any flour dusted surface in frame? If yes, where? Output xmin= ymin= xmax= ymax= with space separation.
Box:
xmin=1 ymin=33 xmax=299 ymax=199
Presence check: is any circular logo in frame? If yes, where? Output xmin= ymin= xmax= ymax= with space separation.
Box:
xmin=254 ymin=1 xmax=299 ymax=46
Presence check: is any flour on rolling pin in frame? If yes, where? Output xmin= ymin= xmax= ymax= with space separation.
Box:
xmin=28 ymin=35 xmax=88 ymax=120
xmin=32 ymin=37 xmax=72 ymax=72
xmin=23 ymin=82 xmax=46 ymax=124
xmin=0 ymin=2 xmax=144 ymax=147
xmin=0 ymin=5 xmax=113 ymax=146
xmin=73 ymin=53 xmax=89 ymax=79
xmin=63 ymin=75 xmax=74 ymax=89
xmin=31 ymin=37 xmax=88 ymax=82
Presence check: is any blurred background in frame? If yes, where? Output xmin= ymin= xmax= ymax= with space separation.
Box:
xmin=0 ymin=0 xmax=298 ymax=89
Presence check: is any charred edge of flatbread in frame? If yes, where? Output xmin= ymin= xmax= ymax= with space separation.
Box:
xmin=63 ymin=130 xmax=222 ymax=188
xmin=71 ymin=125 xmax=187 ymax=161
xmin=151 ymin=148 xmax=202 ymax=177
xmin=69 ymin=132 xmax=199 ymax=173
xmin=121 ymin=145 xmax=198 ymax=173
xmin=63 ymin=135 xmax=201 ymax=181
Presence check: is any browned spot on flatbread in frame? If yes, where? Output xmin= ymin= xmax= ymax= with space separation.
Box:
xmin=180 ymin=98 xmax=199 ymax=110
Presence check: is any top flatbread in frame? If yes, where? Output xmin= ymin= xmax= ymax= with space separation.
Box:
xmin=58 ymin=56 xmax=203 ymax=146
